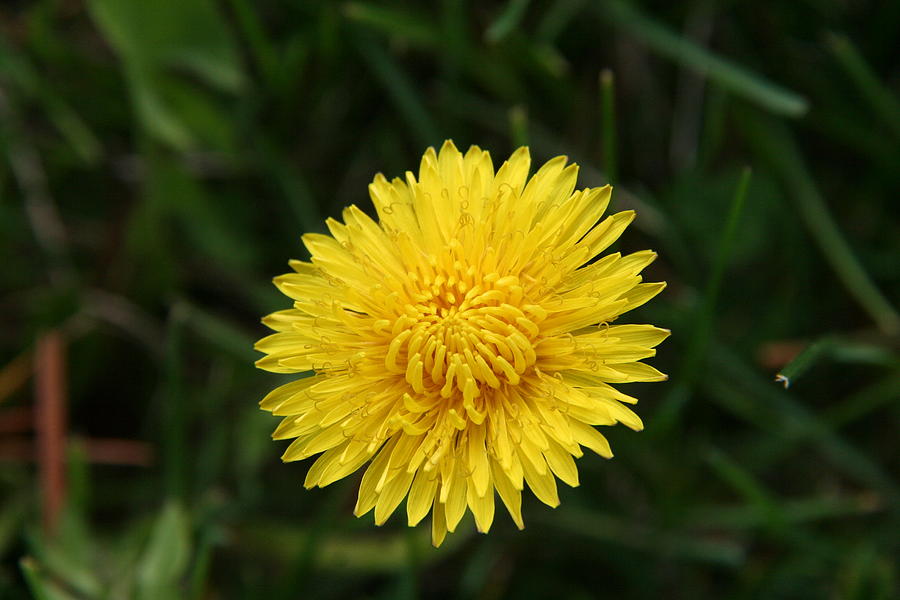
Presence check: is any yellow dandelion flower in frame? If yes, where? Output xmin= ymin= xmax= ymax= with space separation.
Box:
xmin=255 ymin=141 xmax=668 ymax=546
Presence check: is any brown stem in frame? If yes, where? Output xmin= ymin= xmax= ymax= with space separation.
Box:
xmin=35 ymin=331 xmax=67 ymax=535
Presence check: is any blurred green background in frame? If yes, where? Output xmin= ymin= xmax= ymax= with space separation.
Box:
xmin=1 ymin=0 xmax=899 ymax=598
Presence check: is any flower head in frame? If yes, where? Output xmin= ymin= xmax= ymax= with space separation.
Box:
xmin=256 ymin=141 xmax=668 ymax=546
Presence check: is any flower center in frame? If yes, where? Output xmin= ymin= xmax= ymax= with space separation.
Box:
xmin=383 ymin=267 xmax=545 ymax=402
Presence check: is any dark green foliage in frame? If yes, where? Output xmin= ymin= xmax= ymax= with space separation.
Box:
xmin=1 ymin=0 xmax=898 ymax=597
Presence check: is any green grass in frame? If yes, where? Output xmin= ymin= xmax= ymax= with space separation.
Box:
xmin=1 ymin=1 xmax=898 ymax=598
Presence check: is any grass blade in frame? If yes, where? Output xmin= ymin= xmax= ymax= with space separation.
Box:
xmin=20 ymin=557 xmax=79 ymax=600
xmin=137 ymin=501 xmax=191 ymax=600
xmin=689 ymin=493 xmax=883 ymax=530
xmin=546 ymin=508 xmax=745 ymax=566
xmin=485 ymin=0 xmax=532 ymax=43
xmin=344 ymin=2 xmax=439 ymax=49
xmin=738 ymin=113 xmax=900 ymax=335
xmin=0 ymin=38 xmax=102 ymax=164
xmin=827 ymin=33 xmax=900 ymax=141
xmin=600 ymin=69 xmax=618 ymax=185
xmin=653 ymin=168 xmax=751 ymax=433
xmin=824 ymin=373 xmax=900 ymax=430
xmin=508 ymin=104 xmax=529 ymax=147
xmin=705 ymin=447 xmax=783 ymax=533
xmin=595 ymin=0 xmax=808 ymax=117
xmin=707 ymin=343 xmax=900 ymax=503
xmin=225 ymin=0 xmax=282 ymax=90
xmin=184 ymin=303 xmax=259 ymax=363
xmin=353 ymin=35 xmax=440 ymax=147
xmin=162 ymin=303 xmax=188 ymax=500
xmin=774 ymin=337 xmax=836 ymax=389
xmin=536 ymin=0 xmax=587 ymax=43
xmin=771 ymin=336 xmax=895 ymax=390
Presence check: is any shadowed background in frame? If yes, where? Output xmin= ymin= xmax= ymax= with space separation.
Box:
xmin=1 ymin=1 xmax=899 ymax=598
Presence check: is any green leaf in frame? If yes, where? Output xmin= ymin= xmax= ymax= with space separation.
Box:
xmin=88 ymin=0 xmax=244 ymax=150
xmin=87 ymin=0 xmax=243 ymax=91
xmin=24 ymin=522 xmax=102 ymax=599
xmin=137 ymin=501 xmax=192 ymax=600
xmin=20 ymin=558 xmax=80 ymax=600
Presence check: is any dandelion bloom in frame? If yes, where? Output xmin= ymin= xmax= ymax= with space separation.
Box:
xmin=256 ymin=141 xmax=668 ymax=546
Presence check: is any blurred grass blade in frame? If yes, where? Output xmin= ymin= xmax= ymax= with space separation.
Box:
xmin=708 ymin=343 xmax=900 ymax=502
xmin=353 ymin=35 xmax=440 ymax=147
xmin=599 ymin=69 xmax=618 ymax=184
xmin=88 ymin=0 xmax=243 ymax=150
xmin=548 ymin=509 xmax=745 ymax=566
xmin=41 ymin=97 xmax=103 ymax=165
xmin=705 ymin=167 xmax=752 ymax=307
xmin=815 ymin=107 xmax=900 ymax=173
xmin=225 ymin=0 xmax=282 ymax=90
xmin=536 ymin=0 xmax=587 ymax=43
xmin=531 ymin=43 xmax=569 ymax=78
xmin=22 ymin=534 xmax=102 ymax=598
xmin=705 ymin=447 xmax=782 ymax=531
xmin=653 ymin=168 xmax=751 ymax=433
xmin=0 ymin=493 xmax=29 ymax=557
xmin=773 ymin=334 xmax=896 ymax=391
xmin=188 ymin=528 xmax=217 ymax=600
xmin=398 ymin=528 xmax=420 ymax=600
xmin=0 ymin=37 xmax=102 ymax=164
xmin=824 ymin=373 xmax=900 ymax=430
xmin=145 ymin=158 xmax=255 ymax=271
xmin=162 ymin=303 xmax=188 ymax=500
xmin=129 ymin=77 xmax=194 ymax=151
xmin=595 ymin=0 xmax=808 ymax=117
xmin=343 ymin=2 xmax=438 ymax=49
xmin=88 ymin=0 xmax=243 ymax=92
xmin=773 ymin=336 xmax=896 ymax=389
xmin=774 ymin=337 xmax=835 ymax=389
xmin=0 ymin=348 xmax=31 ymax=404
xmin=739 ymin=113 xmax=900 ymax=335
xmin=256 ymin=138 xmax=323 ymax=233
xmin=697 ymin=84 xmax=728 ymax=169
xmin=508 ymin=104 xmax=529 ymax=147
xmin=485 ymin=0 xmax=532 ymax=43
xmin=836 ymin=543 xmax=892 ymax=598
xmin=20 ymin=558 xmax=79 ymax=600
xmin=827 ymin=33 xmax=900 ymax=141
xmin=458 ymin=540 xmax=500 ymax=599
xmin=60 ymin=441 xmax=92 ymax=555
xmin=0 ymin=87 xmax=75 ymax=281
xmin=277 ymin=483 xmax=346 ymax=599
xmin=439 ymin=0 xmax=467 ymax=89
xmin=184 ymin=303 xmax=259 ymax=363
xmin=690 ymin=493 xmax=883 ymax=530
xmin=137 ymin=501 xmax=191 ymax=600
xmin=243 ymin=523 xmax=441 ymax=576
